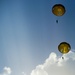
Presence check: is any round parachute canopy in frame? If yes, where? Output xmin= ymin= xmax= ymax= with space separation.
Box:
xmin=52 ymin=4 xmax=66 ymax=16
xmin=58 ymin=42 xmax=71 ymax=54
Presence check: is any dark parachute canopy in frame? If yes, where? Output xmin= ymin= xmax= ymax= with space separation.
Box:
xmin=52 ymin=4 xmax=66 ymax=16
xmin=58 ymin=42 xmax=71 ymax=54
xmin=52 ymin=4 xmax=66 ymax=23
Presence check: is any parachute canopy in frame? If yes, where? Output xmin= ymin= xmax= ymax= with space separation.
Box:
xmin=58 ymin=42 xmax=71 ymax=54
xmin=52 ymin=4 xmax=66 ymax=16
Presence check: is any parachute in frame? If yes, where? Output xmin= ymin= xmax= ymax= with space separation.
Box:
xmin=58 ymin=42 xmax=71 ymax=59
xmin=52 ymin=4 xmax=66 ymax=23
xmin=58 ymin=42 xmax=71 ymax=54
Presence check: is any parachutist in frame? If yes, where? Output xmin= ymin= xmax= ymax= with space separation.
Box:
xmin=56 ymin=20 xmax=58 ymax=23
xmin=62 ymin=57 xmax=64 ymax=59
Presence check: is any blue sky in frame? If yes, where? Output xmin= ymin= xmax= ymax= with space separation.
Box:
xmin=0 ymin=0 xmax=75 ymax=75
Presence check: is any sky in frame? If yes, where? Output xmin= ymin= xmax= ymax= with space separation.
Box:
xmin=0 ymin=0 xmax=75 ymax=75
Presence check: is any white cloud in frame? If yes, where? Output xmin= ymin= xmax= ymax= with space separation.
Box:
xmin=0 ymin=67 xmax=12 ymax=75
xmin=30 ymin=50 xmax=75 ymax=75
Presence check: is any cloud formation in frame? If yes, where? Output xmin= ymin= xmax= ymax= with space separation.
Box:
xmin=30 ymin=50 xmax=75 ymax=75
xmin=0 ymin=67 xmax=12 ymax=75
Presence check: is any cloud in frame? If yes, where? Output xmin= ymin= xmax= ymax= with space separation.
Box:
xmin=30 ymin=50 xmax=75 ymax=75
xmin=0 ymin=67 xmax=12 ymax=75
